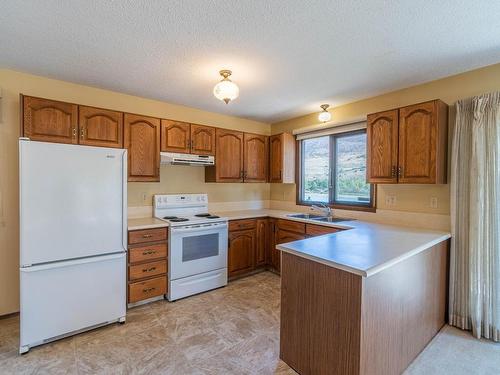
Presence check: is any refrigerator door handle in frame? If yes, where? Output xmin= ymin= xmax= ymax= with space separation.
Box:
xmin=122 ymin=150 xmax=128 ymax=252
xmin=20 ymin=252 xmax=126 ymax=272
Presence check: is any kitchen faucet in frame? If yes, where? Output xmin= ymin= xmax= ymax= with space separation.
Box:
xmin=311 ymin=203 xmax=333 ymax=217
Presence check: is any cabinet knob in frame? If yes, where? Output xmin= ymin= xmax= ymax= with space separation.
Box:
xmin=397 ymin=166 xmax=402 ymax=178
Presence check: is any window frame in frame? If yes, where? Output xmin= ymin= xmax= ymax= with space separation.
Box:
xmin=296 ymin=129 xmax=376 ymax=212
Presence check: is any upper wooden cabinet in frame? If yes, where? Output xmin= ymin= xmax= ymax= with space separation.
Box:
xmin=367 ymin=100 xmax=448 ymax=184
xmin=398 ymin=101 xmax=448 ymax=184
xmin=206 ymin=129 xmax=244 ymax=182
xmin=124 ymin=114 xmax=161 ymax=182
xmin=191 ymin=124 xmax=216 ymax=156
xmin=160 ymin=120 xmax=190 ymax=153
xmin=366 ymin=109 xmax=399 ymax=183
xmin=22 ymin=96 xmax=78 ymax=144
xmin=79 ymin=106 xmax=123 ymax=148
xmin=243 ymin=133 xmax=269 ymax=182
xmin=161 ymin=121 xmax=216 ymax=156
xmin=269 ymin=133 xmax=295 ymax=183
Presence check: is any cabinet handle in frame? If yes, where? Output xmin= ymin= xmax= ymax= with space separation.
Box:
xmin=391 ymin=166 xmax=396 ymax=178
xmin=142 ymin=234 xmax=153 ymax=238
xmin=80 ymin=127 xmax=85 ymax=139
xmin=142 ymin=287 xmax=156 ymax=293
xmin=142 ymin=267 xmax=156 ymax=273
xmin=398 ymin=166 xmax=402 ymax=178
xmin=72 ymin=128 xmax=77 ymax=138
xmin=142 ymin=250 xmax=157 ymax=255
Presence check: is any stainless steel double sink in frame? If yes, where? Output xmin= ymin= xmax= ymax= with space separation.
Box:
xmin=285 ymin=213 xmax=352 ymax=223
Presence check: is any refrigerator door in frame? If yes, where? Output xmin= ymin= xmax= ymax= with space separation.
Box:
xmin=19 ymin=140 xmax=127 ymax=266
xmin=20 ymin=252 xmax=126 ymax=350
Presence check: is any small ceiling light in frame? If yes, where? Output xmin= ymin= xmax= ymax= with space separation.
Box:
xmin=213 ymin=70 xmax=239 ymax=104
xmin=318 ymin=104 xmax=331 ymax=122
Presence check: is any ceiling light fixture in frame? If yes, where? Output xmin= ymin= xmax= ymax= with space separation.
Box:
xmin=213 ymin=70 xmax=239 ymax=104
xmin=318 ymin=104 xmax=331 ymax=122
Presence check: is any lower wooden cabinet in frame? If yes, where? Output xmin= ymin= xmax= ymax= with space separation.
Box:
xmin=228 ymin=218 xmax=345 ymax=278
xmin=228 ymin=228 xmax=256 ymax=278
xmin=127 ymin=228 xmax=168 ymax=305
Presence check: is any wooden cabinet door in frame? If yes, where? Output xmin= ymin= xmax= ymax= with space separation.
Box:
xmin=269 ymin=134 xmax=283 ymax=182
xmin=22 ymin=96 xmax=78 ymax=144
xmin=214 ymin=129 xmax=244 ymax=182
xmin=366 ymin=109 xmax=399 ymax=183
xmin=160 ymin=120 xmax=190 ymax=153
xmin=398 ymin=101 xmax=440 ymax=184
xmin=243 ymin=133 xmax=268 ymax=182
xmin=269 ymin=133 xmax=295 ymax=183
xmin=78 ymin=106 xmax=123 ymax=148
xmin=228 ymin=229 xmax=256 ymax=278
xmin=256 ymin=218 xmax=268 ymax=267
xmin=124 ymin=114 xmax=160 ymax=182
xmin=191 ymin=124 xmax=216 ymax=156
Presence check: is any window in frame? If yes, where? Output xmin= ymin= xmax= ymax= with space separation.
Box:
xmin=299 ymin=130 xmax=374 ymax=210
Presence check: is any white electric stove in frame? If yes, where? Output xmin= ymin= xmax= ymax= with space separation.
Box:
xmin=153 ymin=194 xmax=228 ymax=301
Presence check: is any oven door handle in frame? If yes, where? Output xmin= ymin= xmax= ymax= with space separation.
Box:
xmin=170 ymin=223 xmax=228 ymax=234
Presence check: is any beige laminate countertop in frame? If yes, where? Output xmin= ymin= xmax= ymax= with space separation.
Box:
xmin=128 ymin=208 xmax=450 ymax=278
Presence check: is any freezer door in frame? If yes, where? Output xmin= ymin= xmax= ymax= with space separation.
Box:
xmin=20 ymin=140 xmax=127 ymax=265
xmin=20 ymin=253 xmax=126 ymax=349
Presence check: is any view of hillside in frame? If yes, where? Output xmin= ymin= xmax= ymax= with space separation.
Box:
xmin=302 ymin=133 xmax=370 ymax=203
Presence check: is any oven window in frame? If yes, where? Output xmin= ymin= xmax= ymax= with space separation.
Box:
xmin=182 ymin=233 xmax=219 ymax=262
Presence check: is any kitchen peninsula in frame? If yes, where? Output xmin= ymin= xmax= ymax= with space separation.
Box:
xmin=276 ymin=220 xmax=451 ymax=375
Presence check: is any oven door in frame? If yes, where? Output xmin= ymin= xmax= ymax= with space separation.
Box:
xmin=169 ymin=222 xmax=228 ymax=280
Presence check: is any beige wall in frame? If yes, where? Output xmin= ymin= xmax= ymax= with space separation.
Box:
xmin=0 ymin=68 xmax=270 ymax=315
xmin=271 ymin=63 xmax=500 ymax=215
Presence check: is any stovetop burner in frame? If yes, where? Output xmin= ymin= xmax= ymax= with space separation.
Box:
xmin=169 ymin=218 xmax=189 ymax=222
xmin=195 ymin=213 xmax=220 ymax=219
xmin=163 ymin=216 xmax=178 ymax=220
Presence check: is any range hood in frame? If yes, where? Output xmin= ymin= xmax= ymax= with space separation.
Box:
xmin=160 ymin=152 xmax=215 ymax=166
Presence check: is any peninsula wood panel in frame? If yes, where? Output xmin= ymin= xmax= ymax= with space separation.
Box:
xmin=205 ymin=129 xmax=244 ymax=182
xmin=366 ymin=109 xmax=399 ymax=183
xmin=190 ymin=124 xmax=216 ymax=156
xmin=280 ymin=252 xmax=362 ymax=375
xmin=360 ymin=241 xmax=448 ymax=375
xmin=78 ymin=106 xmax=123 ymax=148
xmin=160 ymin=120 xmax=190 ymax=153
xmin=398 ymin=100 xmax=448 ymax=184
xmin=243 ymin=133 xmax=269 ymax=182
xmin=269 ymin=133 xmax=295 ymax=183
xmin=124 ymin=114 xmax=161 ymax=182
xmin=22 ymin=95 xmax=78 ymax=144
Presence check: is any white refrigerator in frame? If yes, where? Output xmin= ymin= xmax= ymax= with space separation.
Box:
xmin=19 ymin=139 xmax=127 ymax=354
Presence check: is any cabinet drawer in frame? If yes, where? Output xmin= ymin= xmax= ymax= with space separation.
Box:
xmin=129 ymin=260 xmax=167 ymax=281
xmin=129 ymin=243 xmax=167 ymax=264
xmin=128 ymin=228 xmax=167 ymax=245
xmin=229 ymin=219 xmax=256 ymax=231
xmin=305 ymin=224 xmax=341 ymax=236
xmin=276 ymin=229 xmax=306 ymax=245
xmin=128 ymin=276 xmax=166 ymax=303
xmin=276 ymin=219 xmax=305 ymax=234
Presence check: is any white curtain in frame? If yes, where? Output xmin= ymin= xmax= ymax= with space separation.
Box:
xmin=449 ymin=91 xmax=500 ymax=341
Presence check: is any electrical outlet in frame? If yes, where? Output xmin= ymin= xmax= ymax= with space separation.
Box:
xmin=142 ymin=192 xmax=147 ymax=203
xmin=385 ymin=195 xmax=396 ymax=206
xmin=430 ymin=197 xmax=438 ymax=209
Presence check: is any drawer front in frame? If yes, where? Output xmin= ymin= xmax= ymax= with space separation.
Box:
xmin=276 ymin=219 xmax=305 ymax=234
xmin=129 ymin=260 xmax=167 ymax=281
xmin=229 ymin=219 xmax=257 ymax=231
xmin=305 ymin=224 xmax=341 ymax=236
xmin=129 ymin=243 xmax=167 ymax=264
xmin=128 ymin=276 xmax=167 ymax=303
xmin=128 ymin=228 xmax=167 ymax=245
xmin=276 ymin=229 xmax=306 ymax=245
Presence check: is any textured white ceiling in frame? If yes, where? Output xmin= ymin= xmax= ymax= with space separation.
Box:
xmin=1 ymin=1 xmax=499 ymax=123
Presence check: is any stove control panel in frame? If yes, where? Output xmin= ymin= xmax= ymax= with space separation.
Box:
xmin=154 ymin=194 xmax=208 ymax=209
